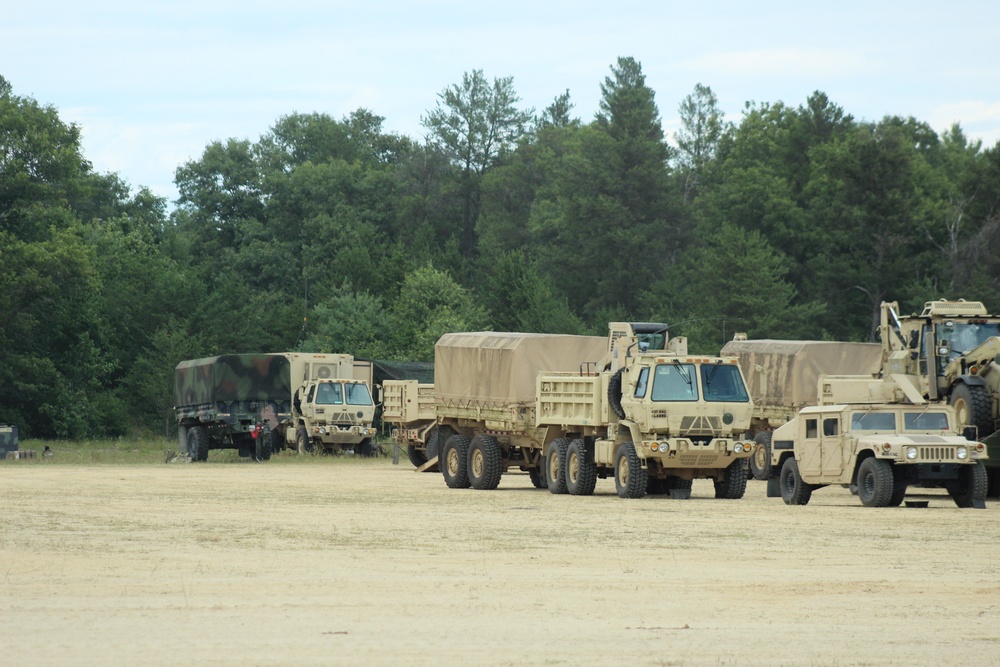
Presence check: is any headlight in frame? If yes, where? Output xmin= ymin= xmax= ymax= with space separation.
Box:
xmin=906 ymin=447 xmax=918 ymax=460
xmin=956 ymin=446 xmax=968 ymax=460
xmin=318 ymin=426 xmax=327 ymax=435
xmin=735 ymin=443 xmax=745 ymax=453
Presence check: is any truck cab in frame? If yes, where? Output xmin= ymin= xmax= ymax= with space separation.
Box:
xmin=770 ymin=403 xmax=987 ymax=508
xmin=290 ymin=378 xmax=377 ymax=455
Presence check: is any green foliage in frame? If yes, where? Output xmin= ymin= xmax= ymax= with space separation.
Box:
xmin=3 ymin=66 xmax=1000 ymax=439
xmin=389 ymin=264 xmax=489 ymax=360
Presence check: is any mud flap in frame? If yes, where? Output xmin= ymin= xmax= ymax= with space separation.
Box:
xmin=972 ymin=498 xmax=986 ymax=509
xmin=766 ymin=477 xmax=781 ymax=498
xmin=668 ymin=488 xmax=691 ymax=500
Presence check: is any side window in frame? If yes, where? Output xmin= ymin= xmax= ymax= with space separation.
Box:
xmin=823 ymin=418 xmax=839 ymax=436
xmin=805 ymin=418 xmax=818 ymax=439
xmin=306 ymin=384 xmax=316 ymax=402
xmin=634 ymin=367 xmax=649 ymax=398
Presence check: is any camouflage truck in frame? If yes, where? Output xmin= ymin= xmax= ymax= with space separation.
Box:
xmin=767 ymin=401 xmax=988 ymax=508
xmin=720 ymin=338 xmax=883 ymax=480
xmin=1 ymin=424 xmax=19 ymax=456
xmin=175 ymin=354 xmax=292 ymax=461
xmin=384 ymin=323 xmax=755 ymax=499
xmin=879 ymin=299 xmax=1000 ymax=495
xmin=174 ymin=353 xmax=375 ymax=461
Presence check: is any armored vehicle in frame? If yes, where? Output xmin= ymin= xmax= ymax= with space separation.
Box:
xmin=879 ymin=299 xmax=1000 ymax=494
xmin=769 ymin=402 xmax=987 ymax=508
xmin=720 ymin=338 xmax=883 ymax=480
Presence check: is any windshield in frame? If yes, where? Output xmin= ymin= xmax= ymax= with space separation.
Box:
xmin=315 ymin=382 xmax=343 ymax=405
xmin=851 ymin=411 xmax=896 ymax=431
xmin=700 ymin=364 xmax=750 ymax=403
xmin=936 ymin=321 xmax=1000 ymax=357
xmin=344 ymin=382 xmax=373 ymax=406
xmin=903 ymin=412 xmax=950 ymax=431
xmin=651 ymin=363 xmax=698 ymax=401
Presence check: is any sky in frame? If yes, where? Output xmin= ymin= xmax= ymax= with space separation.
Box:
xmin=4 ymin=1 xmax=999 ymax=205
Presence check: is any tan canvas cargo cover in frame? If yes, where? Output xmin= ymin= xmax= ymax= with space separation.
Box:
xmin=720 ymin=339 xmax=882 ymax=409
xmin=435 ymin=332 xmax=607 ymax=405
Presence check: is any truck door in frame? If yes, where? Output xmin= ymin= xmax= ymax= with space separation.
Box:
xmin=819 ymin=415 xmax=843 ymax=478
xmin=799 ymin=417 xmax=822 ymax=476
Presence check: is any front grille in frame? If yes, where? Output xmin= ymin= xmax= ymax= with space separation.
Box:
xmin=678 ymin=453 xmax=721 ymax=466
xmin=679 ymin=416 xmax=721 ymax=436
xmin=918 ymin=446 xmax=956 ymax=461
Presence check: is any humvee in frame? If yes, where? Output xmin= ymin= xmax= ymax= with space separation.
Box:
xmin=769 ymin=403 xmax=987 ymax=508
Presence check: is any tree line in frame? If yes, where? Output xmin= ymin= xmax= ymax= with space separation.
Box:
xmin=2 ymin=58 xmax=999 ymax=438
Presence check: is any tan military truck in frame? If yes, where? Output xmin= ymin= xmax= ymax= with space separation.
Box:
xmin=380 ymin=380 xmax=437 ymax=468
xmin=383 ymin=323 xmax=755 ymax=499
xmin=767 ymin=400 xmax=988 ymax=508
xmin=878 ymin=299 xmax=1000 ymax=495
xmin=720 ymin=338 xmax=883 ymax=480
xmin=272 ymin=353 xmax=377 ymax=456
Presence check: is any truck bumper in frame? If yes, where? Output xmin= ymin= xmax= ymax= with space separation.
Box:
xmin=313 ymin=425 xmax=376 ymax=445
xmin=637 ymin=437 xmax=753 ymax=468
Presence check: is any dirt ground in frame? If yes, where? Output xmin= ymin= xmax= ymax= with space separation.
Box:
xmin=2 ymin=456 xmax=998 ymax=666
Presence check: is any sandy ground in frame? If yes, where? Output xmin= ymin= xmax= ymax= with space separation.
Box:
xmin=1 ymin=456 xmax=998 ymax=666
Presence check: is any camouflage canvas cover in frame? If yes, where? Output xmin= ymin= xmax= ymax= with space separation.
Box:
xmin=0 ymin=424 xmax=18 ymax=454
xmin=720 ymin=339 xmax=882 ymax=409
xmin=174 ymin=354 xmax=292 ymax=407
xmin=434 ymin=332 xmax=607 ymax=406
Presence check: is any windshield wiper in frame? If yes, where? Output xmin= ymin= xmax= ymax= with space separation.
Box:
xmin=672 ymin=359 xmax=693 ymax=387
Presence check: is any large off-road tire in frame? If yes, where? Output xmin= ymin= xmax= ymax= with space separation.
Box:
xmin=565 ymin=438 xmax=597 ymax=496
xmin=988 ymin=469 xmax=1000 ymax=498
xmin=441 ymin=434 xmax=471 ymax=489
xmin=614 ymin=441 xmax=647 ymax=499
xmin=749 ymin=431 xmax=773 ymax=480
xmin=607 ymin=369 xmax=626 ymax=420
xmin=528 ymin=466 xmax=548 ymax=489
xmin=270 ymin=428 xmax=285 ymax=454
xmin=948 ymin=461 xmax=988 ymax=508
xmin=857 ymin=457 xmax=894 ymax=507
xmin=888 ymin=466 xmax=907 ymax=506
xmin=779 ymin=457 xmax=811 ymax=505
xmin=296 ymin=427 xmax=312 ymax=455
xmin=949 ymin=383 xmax=994 ymax=437
xmin=646 ymin=476 xmax=667 ymax=495
xmin=545 ymin=438 xmax=570 ymax=495
xmin=665 ymin=476 xmax=693 ymax=500
xmin=468 ymin=435 xmax=503 ymax=490
xmin=714 ymin=458 xmax=749 ymax=499
xmin=186 ymin=426 xmax=209 ymax=462
xmin=357 ymin=438 xmax=374 ymax=458
xmin=407 ymin=444 xmax=427 ymax=468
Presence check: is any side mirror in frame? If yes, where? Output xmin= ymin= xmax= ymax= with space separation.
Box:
xmin=962 ymin=426 xmax=978 ymax=442
xmin=908 ymin=330 xmax=919 ymax=349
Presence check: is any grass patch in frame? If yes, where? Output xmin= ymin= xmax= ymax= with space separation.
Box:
xmin=3 ymin=438 xmax=400 ymax=466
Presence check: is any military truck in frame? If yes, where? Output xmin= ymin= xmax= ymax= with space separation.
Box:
xmin=878 ymin=299 xmax=1000 ymax=495
xmin=278 ymin=376 xmax=377 ymax=455
xmin=767 ymin=401 xmax=988 ymax=508
xmin=720 ymin=338 xmax=883 ymax=480
xmin=1 ymin=424 xmax=19 ymax=456
xmin=384 ymin=323 xmax=755 ymax=499
xmin=174 ymin=352 xmax=375 ymax=461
